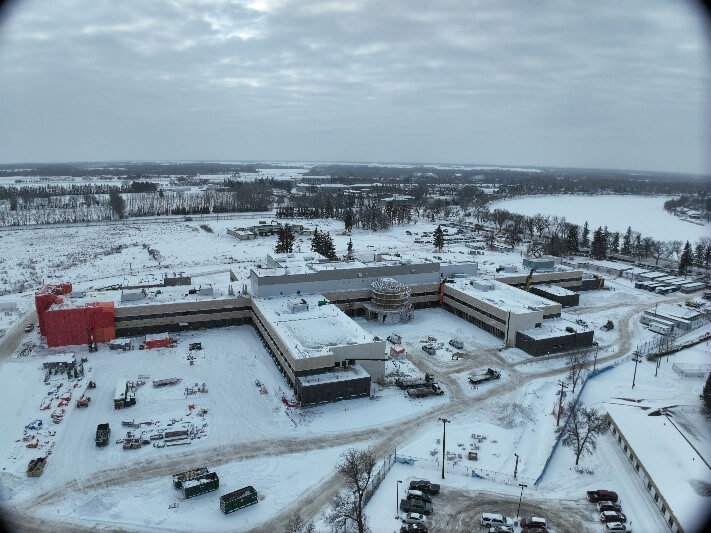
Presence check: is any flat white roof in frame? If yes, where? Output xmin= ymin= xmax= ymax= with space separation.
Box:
xmin=519 ymin=320 xmax=588 ymax=340
xmin=447 ymin=277 xmax=559 ymax=316
xmin=43 ymin=353 xmax=76 ymax=365
xmin=534 ymin=284 xmax=577 ymax=297
xmin=607 ymin=404 xmax=711 ymax=533
xmin=298 ymin=364 xmax=370 ymax=386
xmin=252 ymin=294 xmax=373 ymax=359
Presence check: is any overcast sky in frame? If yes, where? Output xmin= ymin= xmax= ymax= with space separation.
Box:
xmin=0 ymin=0 xmax=709 ymax=173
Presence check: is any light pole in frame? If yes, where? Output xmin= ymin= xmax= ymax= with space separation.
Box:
xmin=438 ymin=417 xmax=450 ymax=480
xmin=516 ymin=483 xmax=528 ymax=523
xmin=655 ymin=356 xmax=661 ymax=377
xmin=556 ymin=380 xmax=568 ymax=427
xmin=513 ymin=453 xmax=519 ymax=479
xmin=395 ymin=480 xmax=402 ymax=519
xmin=632 ymin=354 xmax=642 ymax=389
xmin=593 ymin=347 xmax=599 ymax=372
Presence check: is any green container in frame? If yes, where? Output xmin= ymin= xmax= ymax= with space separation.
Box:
xmin=220 ymin=486 xmax=258 ymax=514
xmin=182 ymin=472 xmax=219 ymax=499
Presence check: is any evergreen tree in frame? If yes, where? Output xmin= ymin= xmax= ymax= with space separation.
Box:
xmin=347 ymin=238 xmax=354 ymax=259
xmin=109 ymin=190 xmax=126 ymax=219
xmin=703 ymin=372 xmax=711 ymax=413
xmin=611 ymin=232 xmax=620 ymax=253
xmin=565 ymin=224 xmax=579 ymax=253
xmin=705 ymin=246 xmax=711 ymax=271
xmin=320 ymin=232 xmax=338 ymax=261
xmin=344 ymin=209 xmax=354 ymax=233
xmin=580 ymin=221 xmax=590 ymax=248
xmin=678 ymin=241 xmax=693 ymax=275
xmin=275 ymin=224 xmax=295 ymax=254
xmin=621 ymin=226 xmax=632 ymax=255
xmin=433 ymin=225 xmax=445 ymax=251
xmin=311 ymin=227 xmax=321 ymax=253
xmin=590 ymin=227 xmax=607 ymax=259
xmin=694 ymin=243 xmax=705 ymax=266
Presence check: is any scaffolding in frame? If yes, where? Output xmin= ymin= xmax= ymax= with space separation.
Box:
xmin=364 ymin=278 xmax=413 ymax=324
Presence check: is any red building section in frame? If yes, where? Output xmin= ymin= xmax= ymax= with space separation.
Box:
xmin=35 ymin=284 xmax=116 ymax=348
xmin=35 ymin=283 xmax=72 ymax=336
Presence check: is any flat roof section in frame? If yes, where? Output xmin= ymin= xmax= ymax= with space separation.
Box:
xmin=607 ymin=404 xmax=711 ymax=533
xmin=533 ymin=284 xmax=577 ymax=297
xmin=446 ymin=277 xmax=560 ymax=316
xmin=252 ymin=294 xmax=374 ymax=359
xmin=518 ymin=320 xmax=589 ymax=340
xmin=298 ymin=364 xmax=370 ymax=386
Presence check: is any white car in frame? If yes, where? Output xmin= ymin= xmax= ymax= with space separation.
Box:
xmin=402 ymin=513 xmax=426 ymax=525
xmin=605 ymin=523 xmax=630 ymax=532
xmin=480 ymin=513 xmax=514 ymax=527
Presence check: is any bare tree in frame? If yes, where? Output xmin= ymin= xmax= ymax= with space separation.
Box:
xmin=285 ymin=510 xmax=316 ymax=533
xmin=327 ymin=448 xmax=376 ymax=533
xmin=566 ymin=350 xmax=589 ymax=393
xmin=558 ymin=402 xmax=608 ymax=465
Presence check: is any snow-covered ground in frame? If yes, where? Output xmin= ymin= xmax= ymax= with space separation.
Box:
xmin=491 ymin=194 xmax=710 ymax=242
xmin=1 ymin=210 xmax=708 ymax=532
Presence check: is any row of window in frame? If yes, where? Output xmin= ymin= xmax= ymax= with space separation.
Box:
xmin=443 ymin=293 xmax=507 ymax=325
xmin=115 ymin=305 xmax=251 ymax=323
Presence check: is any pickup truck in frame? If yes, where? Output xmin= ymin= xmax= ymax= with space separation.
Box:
xmin=400 ymin=498 xmax=433 ymax=515
xmin=468 ymin=368 xmax=501 ymax=385
xmin=409 ymin=480 xmax=440 ymax=495
xmin=95 ymin=423 xmax=110 ymax=447
xmin=587 ymin=489 xmax=619 ymax=503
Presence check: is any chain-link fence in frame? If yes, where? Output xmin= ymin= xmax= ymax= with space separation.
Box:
xmin=364 ymin=447 xmax=397 ymax=505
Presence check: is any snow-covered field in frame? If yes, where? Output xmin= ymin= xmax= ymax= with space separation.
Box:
xmin=0 ymin=210 xmax=708 ymax=532
xmin=491 ymin=194 xmax=710 ymax=242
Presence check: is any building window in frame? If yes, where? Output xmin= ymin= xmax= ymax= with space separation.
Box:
xmin=348 ymin=359 xmax=355 ymax=365
xmin=334 ymin=362 xmax=340 ymax=367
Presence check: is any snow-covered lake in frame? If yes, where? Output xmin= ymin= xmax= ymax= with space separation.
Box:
xmin=491 ymin=194 xmax=710 ymax=242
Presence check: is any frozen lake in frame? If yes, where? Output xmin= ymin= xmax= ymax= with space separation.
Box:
xmin=491 ymin=194 xmax=710 ymax=242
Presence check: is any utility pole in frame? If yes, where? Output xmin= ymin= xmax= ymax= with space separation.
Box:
xmin=593 ymin=347 xmax=598 ymax=372
xmin=556 ymin=380 xmax=568 ymax=427
xmin=514 ymin=453 xmax=519 ymax=479
xmin=632 ymin=354 xmax=642 ymax=389
xmin=655 ymin=356 xmax=661 ymax=377
xmin=516 ymin=483 xmax=528 ymax=522
xmin=438 ymin=417 xmax=450 ymax=480
xmin=395 ymin=480 xmax=402 ymax=518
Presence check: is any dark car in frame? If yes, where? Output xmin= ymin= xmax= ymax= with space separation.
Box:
xmin=587 ymin=490 xmax=619 ymax=503
xmin=598 ymin=501 xmax=623 ymax=513
xmin=406 ymin=489 xmax=432 ymax=503
xmin=520 ymin=517 xmax=547 ymax=529
xmin=400 ymin=524 xmax=428 ymax=533
xmin=409 ymin=480 xmax=440 ymax=495
xmin=521 ymin=528 xmax=548 ymax=533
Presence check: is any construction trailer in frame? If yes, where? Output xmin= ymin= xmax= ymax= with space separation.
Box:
xmin=220 ymin=486 xmax=258 ymax=514
xmin=140 ymin=334 xmax=175 ymax=350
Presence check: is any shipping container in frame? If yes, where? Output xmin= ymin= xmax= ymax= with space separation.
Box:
xmin=220 ymin=486 xmax=258 ymax=514
xmin=173 ymin=467 xmax=209 ymax=489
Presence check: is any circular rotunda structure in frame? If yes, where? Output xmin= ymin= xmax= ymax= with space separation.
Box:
xmin=365 ymin=278 xmax=413 ymax=323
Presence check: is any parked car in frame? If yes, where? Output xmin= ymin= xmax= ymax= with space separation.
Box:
xmin=400 ymin=523 xmax=427 ymax=533
xmin=448 ymin=339 xmax=464 ymax=350
xmin=521 ymin=528 xmax=548 ymax=533
xmin=605 ymin=523 xmax=630 ymax=532
xmin=480 ymin=513 xmax=514 ymax=527
xmin=598 ymin=501 xmax=623 ymax=512
xmin=422 ymin=344 xmax=436 ymax=355
xmin=401 ymin=512 xmax=426 ymax=525
xmin=488 ymin=526 xmax=514 ymax=533
xmin=388 ymin=333 xmax=402 ymax=344
xmin=406 ymin=489 xmax=432 ymax=503
xmin=409 ymin=480 xmax=440 ymax=495
xmin=587 ymin=489 xmax=619 ymax=503
xmin=400 ymin=498 xmax=433 ymax=515
xmin=600 ymin=511 xmax=627 ymax=523
xmin=520 ymin=517 xmax=547 ymax=529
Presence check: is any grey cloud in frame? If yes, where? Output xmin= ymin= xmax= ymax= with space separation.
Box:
xmin=0 ymin=0 xmax=708 ymax=173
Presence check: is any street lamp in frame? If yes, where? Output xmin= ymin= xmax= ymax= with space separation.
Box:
xmin=516 ymin=483 xmax=528 ymax=523
xmin=513 ymin=453 xmax=519 ymax=479
xmin=632 ymin=354 xmax=642 ymax=389
xmin=438 ymin=417 xmax=450 ymax=480
xmin=395 ymin=480 xmax=402 ymax=519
